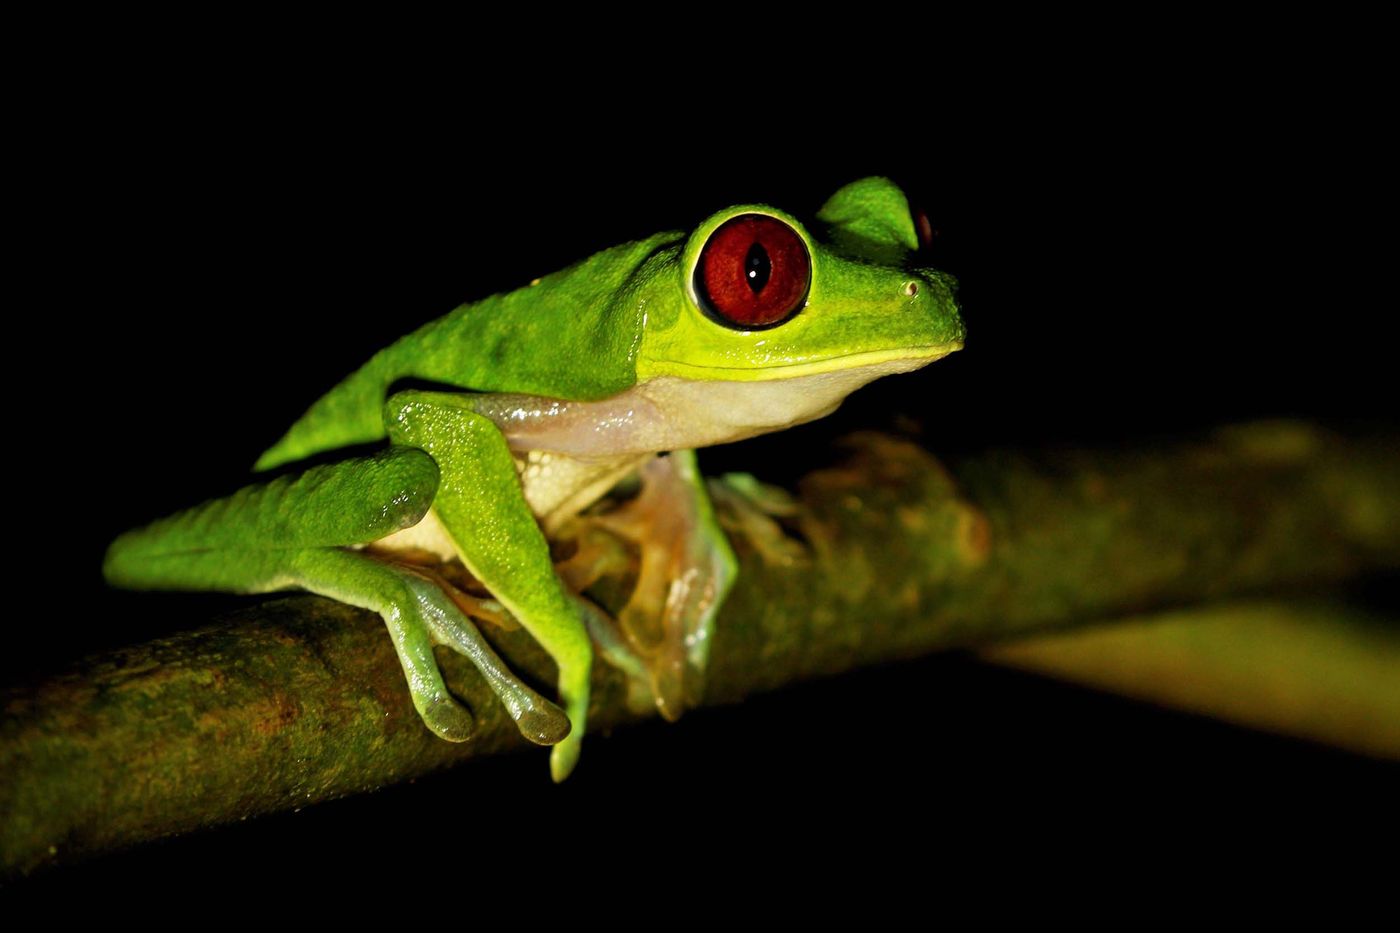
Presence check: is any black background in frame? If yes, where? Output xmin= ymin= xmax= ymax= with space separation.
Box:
xmin=9 ymin=55 xmax=1397 ymax=905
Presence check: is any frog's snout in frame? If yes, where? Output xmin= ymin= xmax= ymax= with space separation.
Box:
xmin=905 ymin=267 xmax=965 ymax=348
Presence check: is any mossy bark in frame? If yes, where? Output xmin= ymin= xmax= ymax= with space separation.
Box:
xmin=3 ymin=422 xmax=1397 ymax=874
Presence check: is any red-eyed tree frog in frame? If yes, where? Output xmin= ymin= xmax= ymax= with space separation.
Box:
xmin=103 ymin=177 xmax=965 ymax=781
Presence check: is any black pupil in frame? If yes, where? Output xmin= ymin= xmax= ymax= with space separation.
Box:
xmin=744 ymin=241 xmax=770 ymax=294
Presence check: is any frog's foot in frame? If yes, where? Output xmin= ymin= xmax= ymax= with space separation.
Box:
xmin=551 ymin=525 xmax=656 ymax=715
xmin=296 ymin=548 xmax=571 ymax=746
xmin=367 ymin=549 xmax=521 ymax=633
xmin=707 ymin=472 xmax=812 ymax=570
xmin=565 ymin=450 xmax=736 ymax=719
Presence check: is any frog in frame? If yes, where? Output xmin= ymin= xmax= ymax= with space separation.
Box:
xmin=102 ymin=176 xmax=965 ymax=781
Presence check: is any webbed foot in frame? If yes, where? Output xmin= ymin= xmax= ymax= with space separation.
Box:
xmin=560 ymin=450 xmax=736 ymax=719
xmin=296 ymin=548 xmax=571 ymax=747
xmin=708 ymin=471 xmax=813 ymax=569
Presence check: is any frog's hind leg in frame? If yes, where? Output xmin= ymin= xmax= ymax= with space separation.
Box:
xmin=102 ymin=447 xmax=569 ymax=746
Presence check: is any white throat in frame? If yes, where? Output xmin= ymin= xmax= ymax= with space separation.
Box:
xmin=472 ymin=356 xmax=942 ymax=458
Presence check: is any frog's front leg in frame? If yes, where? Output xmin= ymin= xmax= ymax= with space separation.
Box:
xmin=386 ymin=390 xmax=594 ymax=781
xmin=562 ymin=450 xmax=737 ymax=718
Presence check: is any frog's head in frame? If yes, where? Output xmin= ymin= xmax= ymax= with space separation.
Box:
xmin=634 ymin=176 xmax=965 ymax=391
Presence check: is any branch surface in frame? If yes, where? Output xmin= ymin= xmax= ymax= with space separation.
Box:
xmin=4 ymin=422 xmax=1397 ymax=873
xmin=983 ymin=599 xmax=1400 ymax=759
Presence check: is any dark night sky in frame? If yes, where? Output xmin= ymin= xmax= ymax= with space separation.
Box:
xmin=10 ymin=62 xmax=1396 ymax=904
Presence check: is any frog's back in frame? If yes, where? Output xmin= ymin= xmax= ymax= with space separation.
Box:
xmin=254 ymin=232 xmax=681 ymax=472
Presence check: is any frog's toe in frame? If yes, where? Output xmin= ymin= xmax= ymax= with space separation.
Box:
xmin=516 ymin=704 xmax=572 ymax=747
xmin=550 ymin=733 xmax=582 ymax=783
xmin=406 ymin=571 xmax=573 ymax=746
xmin=709 ymin=472 xmax=810 ymax=569
xmin=548 ymin=660 xmax=591 ymax=782
xmin=417 ymin=691 xmax=476 ymax=743
xmin=572 ymin=594 xmax=659 ymax=716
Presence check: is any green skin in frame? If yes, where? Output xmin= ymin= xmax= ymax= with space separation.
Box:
xmin=104 ymin=177 xmax=965 ymax=781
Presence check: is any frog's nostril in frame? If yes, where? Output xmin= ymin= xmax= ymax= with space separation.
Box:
xmin=902 ymin=281 xmax=919 ymax=298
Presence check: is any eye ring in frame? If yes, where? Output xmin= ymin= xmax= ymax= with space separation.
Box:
xmin=693 ymin=213 xmax=811 ymax=330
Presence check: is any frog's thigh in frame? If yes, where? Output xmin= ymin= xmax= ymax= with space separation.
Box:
xmin=386 ymin=390 xmax=593 ymax=782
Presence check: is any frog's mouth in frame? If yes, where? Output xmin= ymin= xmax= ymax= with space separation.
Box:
xmin=636 ymin=342 xmax=962 ymax=383
xmin=476 ymin=342 xmax=963 ymax=459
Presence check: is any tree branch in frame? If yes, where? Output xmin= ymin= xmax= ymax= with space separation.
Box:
xmin=3 ymin=422 xmax=1397 ymax=874
xmin=982 ymin=598 xmax=1400 ymax=759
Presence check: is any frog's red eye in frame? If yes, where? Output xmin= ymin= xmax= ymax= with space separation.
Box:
xmin=695 ymin=214 xmax=811 ymax=329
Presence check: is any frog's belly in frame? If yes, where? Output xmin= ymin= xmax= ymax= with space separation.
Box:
xmin=371 ymin=450 xmax=650 ymax=562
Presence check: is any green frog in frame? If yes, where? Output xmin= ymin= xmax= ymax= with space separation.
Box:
xmin=104 ymin=176 xmax=965 ymax=780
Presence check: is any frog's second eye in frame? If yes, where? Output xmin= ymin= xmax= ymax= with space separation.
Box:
xmin=695 ymin=214 xmax=810 ymax=329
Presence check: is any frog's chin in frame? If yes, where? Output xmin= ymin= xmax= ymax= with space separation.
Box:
xmin=635 ymin=346 xmax=962 ymax=448
xmin=473 ymin=343 xmax=961 ymax=459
